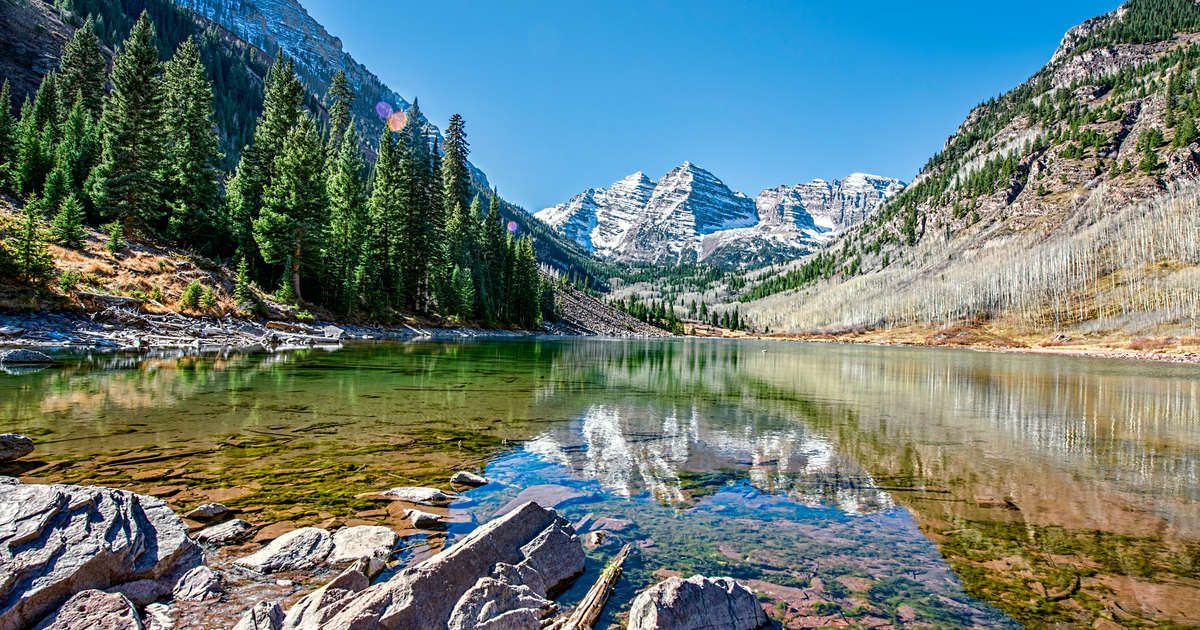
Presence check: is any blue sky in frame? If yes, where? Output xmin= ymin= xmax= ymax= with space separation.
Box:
xmin=302 ymin=1 xmax=1122 ymax=211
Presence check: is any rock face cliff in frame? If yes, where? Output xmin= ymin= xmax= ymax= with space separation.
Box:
xmin=536 ymin=164 xmax=902 ymax=268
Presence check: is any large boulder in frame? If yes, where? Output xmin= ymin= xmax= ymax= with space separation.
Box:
xmin=31 ymin=590 xmax=143 ymax=630
xmin=0 ymin=434 xmax=34 ymax=461
xmin=447 ymin=578 xmax=556 ymax=630
xmin=627 ymin=576 xmax=768 ymax=630
xmin=0 ymin=349 xmax=53 ymax=365
xmin=279 ymin=501 xmax=584 ymax=630
xmin=327 ymin=526 xmax=398 ymax=565
xmin=234 ymin=527 xmax=333 ymax=574
xmin=0 ymin=481 xmax=202 ymax=630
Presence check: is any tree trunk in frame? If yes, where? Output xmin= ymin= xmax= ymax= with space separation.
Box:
xmin=292 ymin=236 xmax=303 ymax=302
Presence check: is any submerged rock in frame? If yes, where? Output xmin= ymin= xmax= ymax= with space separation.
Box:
xmin=450 ymin=471 xmax=489 ymax=487
xmin=327 ymin=526 xmax=398 ymax=565
xmin=194 ymin=519 xmax=252 ymax=546
xmin=380 ymin=486 xmax=457 ymax=505
xmin=278 ymin=501 xmax=584 ymax=630
xmin=183 ymin=503 xmax=229 ymax=522
xmin=0 ymin=433 xmax=33 ymax=460
xmin=0 ymin=481 xmax=202 ymax=630
xmin=235 ymin=528 xmax=333 ymax=574
xmin=496 ymin=484 xmax=588 ymax=515
xmin=171 ymin=566 xmax=221 ymax=602
xmin=627 ymin=575 xmax=768 ymax=630
xmin=0 ymin=349 xmax=53 ymax=365
xmin=31 ymin=590 xmax=143 ymax=630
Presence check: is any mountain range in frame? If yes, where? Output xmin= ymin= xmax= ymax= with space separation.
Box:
xmin=536 ymin=164 xmax=903 ymax=268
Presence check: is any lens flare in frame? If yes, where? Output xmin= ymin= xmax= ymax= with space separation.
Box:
xmin=506 ymin=221 xmax=519 ymax=233
xmin=375 ymin=101 xmax=393 ymax=119
xmin=387 ymin=111 xmax=408 ymax=132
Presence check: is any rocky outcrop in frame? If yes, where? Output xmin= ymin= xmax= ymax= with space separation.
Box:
xmin=277 ymin=501 xmax=584 ymax=630
xmin=537 ymin=163 xmax=901 ymax=269
xmin=0 ymin=434 xmax=34 ymax=460
xmin=31 ymin=590 xmax=143 ymax=630
xmin=234 ymin=527 xmax=333 ymax=574
xmin=0 ymin=480 xmax=202 ymax=630
xmin=627 ymin=576 xmax=768 ymax=630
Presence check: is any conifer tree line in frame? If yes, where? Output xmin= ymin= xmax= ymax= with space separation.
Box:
xmin=0 ymin=11 xmax=552 ymax=328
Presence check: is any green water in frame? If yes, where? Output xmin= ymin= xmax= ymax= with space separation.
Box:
xmin=2 ymin=339 xmax=1198 ymax=628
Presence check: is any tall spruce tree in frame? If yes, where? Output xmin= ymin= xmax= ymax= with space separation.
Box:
xmin=324 ymin=69 xmax=352 ymax=158
xmin=12 ymin=98 xmax=50 ymax=197
xmin=324 ymin=125 xmax=366 ymax=313
xmin=253 ymin=113 xmax=326 ymax=302
xmin=88 ymin=13 xmax=167 ymax=235
xmin=58 ymin=16 xmax=106 ymax=117
xmin=396 ymin=99 xmax=436 ymax=311
xmin=30 ymin=71 xmax=60 ymax=140
xmin=225 ymin=56 xmax=303 ymax=266
xmin=0 ymin=81 xmax=16 ymax=192
xmin=482 ymin=192 xmax=508 ymax=322
xmin=360 ymin=126 xmax=403 ymax=312
xmin=12 ymin=203 xmax=54 ymax=284
xmin=162 ymin=37 xmax=224 ymax=252
xmin=441 ymin=114 xmax=471 ymax=216
xmin=56 ymin=99 xmax=100 ymax=216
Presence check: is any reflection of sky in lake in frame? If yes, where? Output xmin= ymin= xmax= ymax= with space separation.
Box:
xmin=447 ymin=402 xmax=1017 ymax=628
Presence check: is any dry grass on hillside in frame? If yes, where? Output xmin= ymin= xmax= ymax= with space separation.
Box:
xmin=749 ymin=181 xmax=1200 ymax=339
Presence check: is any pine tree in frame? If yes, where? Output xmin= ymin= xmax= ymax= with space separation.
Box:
xmin=12 ymin=203 xmax=54 ymax=284
xmin=360 ymin=126 xmax=403 ymax=311
xmin=233 ymin=256 xmax=254 ymax=303
xmin=324 ymin=69 xmax=352 ymax=158
xmin=324 ymin=125 xmax=366 ymax=313
xmin=56 ymin=100 xmax=100 ymax=217
xmin=13 ymin=99 xmax=50 ymax=196
xmin=396 ymin=99 xmax=436 ymax=311
xmin=225 ymin=56 xmax=303 ymax=266
xmin=105 ymin=220 xmax=123 ymax=254
xmin=441 ymin=114 xmax=472 ymax=217
xmin=482 ymin=192 xmax=507 ymax=322
xmin=51 ymin=191 xmax=87 ymax=249
xmin=162 ymin=37 xmax=224 ymax=252
xmin=30 ymin=71 xmax=60 ymax=140
xmin=0 ymin=81 xmax=16 ymax=192
xmin=253 ymin=113 xmax=326 ymax=302
xmin=58 ymin=16 xmax=106 ymax=117
xmin=89 ymin=12 xmax=167 ymax=235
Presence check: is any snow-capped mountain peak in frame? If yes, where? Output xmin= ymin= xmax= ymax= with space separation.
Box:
xmin=537 ymin=165 xmax=904 ymax=269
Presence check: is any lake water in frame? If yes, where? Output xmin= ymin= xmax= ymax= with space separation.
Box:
xmin=2 ymin=339 xmax=1197 ymax=628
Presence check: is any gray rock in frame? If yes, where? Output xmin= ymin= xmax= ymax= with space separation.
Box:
xmin=405 ymin=508 xmax=445 ymax=529
xmin=627 ymin=575 xmax=768 ymax=630
xmin=589 ymin=516 xmax=634 ymax=533
xmin=0 ymin=433 xmax=33 ymax=460
xmin=234 ymin=527 xmax=333 ymax=573
xmin=183 ymin=503 xmax=229 ymax=522
xmin=450 ymin=471 xmax=489 ymax=487
xmin=447 ymin=577 xmax=556 ymax=630
xmin=194 ymin=518 xmax=252 ymax=546
xmin=327 ymin=526 xmax=398 ymax=565
xmin=0 ymin=481 xmax=202 ymax=630
xmin=381 ymin=486 xmax=457 ymax=505
xmin=171 ymin=566 xmax=221 ymax=602
xmin=31 ymin=590 xmax=143 ymax=630
xmin=280 ymin=567 xmax=368 ymax=630
xmin=141 ymin=603 xmax=173 ymax=630
xmin=0 ymin=349 xmax=53 ymax=364
xmin=231 ymin=602 xmax=283 ymax=630
xmin=280 ymin=501 xmax=583 ymax=630
xmin=322 ymin=325 xmax=344 ymax=340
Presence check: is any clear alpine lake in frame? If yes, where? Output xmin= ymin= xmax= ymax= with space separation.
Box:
xmin=2 ymin=338 xmax=1197 ymax=627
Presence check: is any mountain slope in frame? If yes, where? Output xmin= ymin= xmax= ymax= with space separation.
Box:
xmin=537 ymin=163 xmax=902 ymax=269
xmin=740 ymin=0 xmax=1200 ymax=341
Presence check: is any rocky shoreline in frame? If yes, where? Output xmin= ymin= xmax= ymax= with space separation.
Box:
xmin=0 ymin=462 xmax=768 ymax=630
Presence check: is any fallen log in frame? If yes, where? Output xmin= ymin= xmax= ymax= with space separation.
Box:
xmin=548 ymin=543 xmax=632 ymax=630
xmin=76 ymin=291 xmax=144 ymax=306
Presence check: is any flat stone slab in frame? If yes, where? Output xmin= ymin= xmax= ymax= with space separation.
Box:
xmin=235 ymin=528 xmax=333 ymax=574
xmin=327 ymin=526 xmax=398 ymax=564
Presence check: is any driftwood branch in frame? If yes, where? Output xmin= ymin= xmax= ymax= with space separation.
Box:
xmin=548 ymin=543 xmax=632 ymax=630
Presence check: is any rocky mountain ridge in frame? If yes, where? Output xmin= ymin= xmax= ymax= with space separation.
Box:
xmin=536 ymin=163 xmax=903 ymax=269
